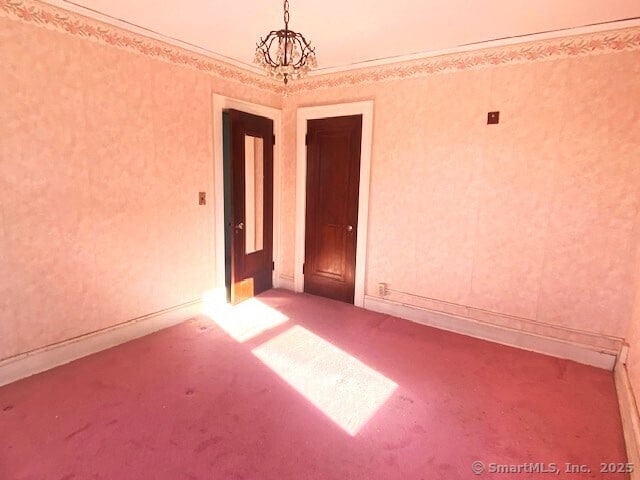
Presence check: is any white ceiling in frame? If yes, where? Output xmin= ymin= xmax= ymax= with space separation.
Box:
xmin=53 ymin=0 xmax=640 ymax=72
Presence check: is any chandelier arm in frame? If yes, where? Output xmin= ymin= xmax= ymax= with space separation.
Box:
xmin=257 ymin=30 xmax=281 ymax=48
xmin=288 ymin=34 xmax=312 ymax=67
xmin=261 ymin=39 xmax=273 ymax=67
xmin=283 ymin=37 xmax=288 ymax=68
xmin=265 ymin=35 xmax=279 ymax=67
xmin=298 ymin=35 xmax=315 ymax=52
xmin=291 ymin=37 xmax=306 ymax=68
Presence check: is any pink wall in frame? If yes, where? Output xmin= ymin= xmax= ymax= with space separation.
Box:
xmin=2 ymin=0 xmax=640 ymax=369
xmin=280 ymin=48 xmax=640 ymax=347
xmin=0 ymin=14 xmax=280 ymax=361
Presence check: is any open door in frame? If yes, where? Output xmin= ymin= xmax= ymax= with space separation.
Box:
xmin=223 ymin=109 xmax=274 ymax=305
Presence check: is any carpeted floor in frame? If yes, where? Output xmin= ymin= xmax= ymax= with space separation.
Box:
xmin=0 ymin=289 xmax=627 ymax=479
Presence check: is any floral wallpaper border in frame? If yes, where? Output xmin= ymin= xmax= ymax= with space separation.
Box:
xmin=0 ymin=0 xmax=280 ymax=93
xmin=287 ymin=26 xmax=640 ymax=93
xmin=1 ymin=0 xmax=639 ymax=96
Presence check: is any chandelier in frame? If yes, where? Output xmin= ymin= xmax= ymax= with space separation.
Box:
xmin=254 ymin=0 xmax=317 ymax=84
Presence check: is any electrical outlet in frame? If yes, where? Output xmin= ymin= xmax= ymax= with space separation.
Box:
xmin=377 ymin=282 xmax=387 ymax=297
xmin=487 ymin=111 xmax=500 ymax=124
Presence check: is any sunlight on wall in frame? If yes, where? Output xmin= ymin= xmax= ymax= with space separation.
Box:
xmin=202 ymin=292 xmax=289 ymax=342
xmin=252 ymin=325 xmax=398 ymax=435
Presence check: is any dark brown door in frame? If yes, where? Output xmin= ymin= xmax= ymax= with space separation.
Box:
xmin=304 ymin=115 xmax=362 ymax=303
xmin=226 ymin=109 xmax=274 ymax=305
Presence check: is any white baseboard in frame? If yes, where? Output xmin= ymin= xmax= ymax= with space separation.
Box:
xmin=278 ymin=275 xmax=295 ymax=292
xmin=0 ymin=300 xmax=203 ymax=387
xmin=364 ymin=296 xmax=617 ymax=370
xmin=615 ymin=361 xmax=640 ymax=475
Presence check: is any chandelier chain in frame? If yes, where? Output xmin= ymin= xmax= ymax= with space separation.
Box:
xmin=283 ymin=0 xmax=290 ymax=29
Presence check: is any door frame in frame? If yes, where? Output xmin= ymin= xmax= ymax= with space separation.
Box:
xmin=212 ymin=95 xmax=282 ymax=300
xmin=295 ymin=101 xmax=374 ymax=307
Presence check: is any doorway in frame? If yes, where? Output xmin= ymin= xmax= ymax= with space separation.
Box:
xmin=304 ymin=115 xmax=362 ymax=303
xmin=295 ymin=101 xmax=374 ymax=307
xmin=223 ymin=109 xmax=274 ymax=304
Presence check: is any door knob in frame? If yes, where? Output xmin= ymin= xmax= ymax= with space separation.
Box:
xmin=346 ymin=225 xmax=354 ymax=232
xmin=236 ymin=222 xmax=244 ymax=230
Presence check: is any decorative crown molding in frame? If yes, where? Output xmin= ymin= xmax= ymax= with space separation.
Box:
xmin=0 ymin=0 xmax=281 ymax=93
xmin=1 ymin=0 xmax=639 ymax=97
xmin=285 ymin=26 xmax=640 ymax=93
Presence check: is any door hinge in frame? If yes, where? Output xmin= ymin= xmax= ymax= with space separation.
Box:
xmin=302 ymin=263 xmax=305 ymax=274
xmin=272 ymin=134 xmax=276 ymax=146
xmin=305 ymin=133 xmax=309 ymax=146
xmin=272 ymin=261 xmax=275 ymax=271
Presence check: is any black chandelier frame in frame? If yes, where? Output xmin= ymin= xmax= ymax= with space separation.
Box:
xmin=255 ymin=0 xmax=316 ymax=84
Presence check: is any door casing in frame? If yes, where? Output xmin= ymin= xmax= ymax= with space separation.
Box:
xmin=304 ymin=115 xmax=362 ymax=303
xmin=295 ymin=101 xmax=374 ymax=308
xmin=225 ymin=109 xmax=274 ymax=304
xmin=212 ymin=95 xmax=282 ymax=302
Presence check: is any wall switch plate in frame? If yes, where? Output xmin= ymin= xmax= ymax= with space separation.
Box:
xmin=377 ymin=282 xmax=388 ymax=297
xmin=199 ymin=192 xmax=206 ymax=205
xmin=487 ymin=111 xmax=500 ymax=124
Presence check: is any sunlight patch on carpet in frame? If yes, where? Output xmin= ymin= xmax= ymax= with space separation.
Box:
xmin=202 ymin=294 xmax=289 ymax=342
xmin=252 ymin=325 xmax=397 ymax=435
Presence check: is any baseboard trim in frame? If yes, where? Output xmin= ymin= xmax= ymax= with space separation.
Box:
xmin=382 ymin=289 xmax=622 ymax=352
xmin=0 ymin=300 xmax=203 ymax=387
xmin=278 ymin=275 xmax=295 ymax=292
xmin=364 ymin=296 xmax=617 ymax=370
xmin=615 ymin=361 xmax=640 ymax=475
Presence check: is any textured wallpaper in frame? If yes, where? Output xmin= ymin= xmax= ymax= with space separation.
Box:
xmin=0 ymin=16 xmax=280 ymax=360
xmin=2 ymin=1 xmax=640 ymax=366
xmin=280 ymin=50 xmax=640 ymax=342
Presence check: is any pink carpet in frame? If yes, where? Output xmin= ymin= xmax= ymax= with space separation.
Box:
xmin=0 ymin=290 xmax=627 ymax=479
